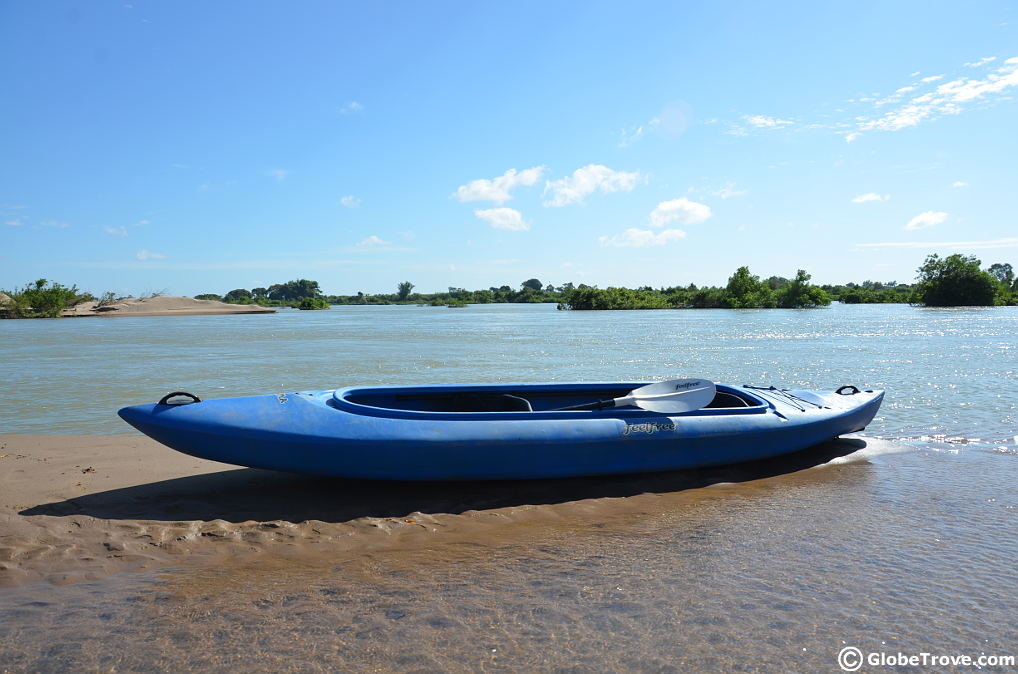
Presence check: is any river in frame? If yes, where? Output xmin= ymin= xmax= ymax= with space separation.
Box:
xmin=1 ymin=303 xmax=1016 ymax=671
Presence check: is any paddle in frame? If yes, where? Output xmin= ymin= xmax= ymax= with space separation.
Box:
xmin=553 ymin=378 xmax=716 ymax=413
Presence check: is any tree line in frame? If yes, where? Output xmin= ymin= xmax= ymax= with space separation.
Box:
xmin=192 ymin=256 xmax=1018 ymax=311
xmin=3 ymin=254 xmax=1016 ymax=318
xmin=559 ymin=256 xmax=1016 ymax=309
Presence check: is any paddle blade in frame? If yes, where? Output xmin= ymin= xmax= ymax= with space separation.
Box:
xmin=622 ymin=378 xmax=716 ymax=413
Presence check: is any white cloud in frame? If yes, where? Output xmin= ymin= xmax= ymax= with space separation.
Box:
xmin=905 ymin=210 xmax=948 ymax=230
xmin=40 ymin=220 xmax=70 ymax=228
xmin=266 ymin=168 xmax=291 ymax=183
xmin=136 ymin=249 xmax=165 ymax=260
xmin=5 ymin=218 xmax=26 ymax=227
xmin=454 ymin=166 xmax=545 ymax=204
xmin=856 ymin=237 xmax=1018 ymax=250
xmin=340 ymin=195 xmax=361 ymax=208
xmin=952 ymin=181 xmax=969 ymax=188
xmin=620 ymin=102 xmax=693 ymax=145
xmin=964 ymin=57 xmax=997 ymax=68
xmin=339 ymin=101 xmax=364 ymax=114
xmin=618 ymin=124 xmax=645 ymax=148
xmin=853 ymin=56 xmax=1018 ymax=138
xmin=713 ymin=182 xmax=746 ymax=199
xmin=649 ymin=198 xmax=712 ymax=228
xmin=474 ymin=207 xmax=529 ymax=231
xmin=357 ymin=235 xmax=389 ymax=246
xmin=543 ymin=164 xmax=640 ymax=207
xmin=598 ymin=228 xmax=687 ymax=247
xmin=743 ymin=115 xmax=793 ymax=128
xmin=845 ymin=132 xmax=862 ymax=143
xmin=852 ymin=192 xmax=890 ymax=203
xmin=104 ymin=219 xmax=148 ymax=236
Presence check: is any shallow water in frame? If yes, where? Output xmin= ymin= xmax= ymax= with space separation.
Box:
xmin=1 ymin=303 xmax=1017 ymax=671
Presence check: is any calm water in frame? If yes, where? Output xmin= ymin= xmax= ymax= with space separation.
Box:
xmin=2 ymin=303 xmax=1017 ymax=671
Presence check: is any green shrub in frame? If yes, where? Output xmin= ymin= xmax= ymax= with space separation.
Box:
xmin=1 ymin=279 xmax=87 ymax=318
xmin=914 ymin=254 xmax=997 ymax=306
xmin=296 ymin=296 xmax=330 ymax=310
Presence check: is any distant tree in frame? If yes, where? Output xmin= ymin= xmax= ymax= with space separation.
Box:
xmin=725 ymin=266 xmax=774 ymax=308
xmin=1 ymin=279 xmax=87 ymax=318
xmin=223 ymin=288 xmax=252 ymax=304
xmin=562 ymin=286 xmax=669 ymax=310
xmin=776 ymin=270 xmax=831 ymax=308
xmin=914 ymin=254 xmax=997 ymax=306
xmin=397 ymin=281 xmax=415 ymax=301
xmin=268 ymin=279 xmax=321 ymax=301
xmin=252 ymin=287 xmax=268 ymax=299
xmin=297 ymin=297 xmax=330 ymax=310
xmin=521 ymin=278 xmax=543 ymax=291
xmin=988 ymin=263 xmax=1014 ymax=286
xmin=195 ymin=293 xmax=223 ymax=301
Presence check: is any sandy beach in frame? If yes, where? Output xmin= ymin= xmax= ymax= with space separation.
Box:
xmin=61 ymin=296 xmax=276 ymax=317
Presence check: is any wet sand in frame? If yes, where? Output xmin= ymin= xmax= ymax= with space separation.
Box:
xmin=1 ymin=433 xmax=869 ymax=588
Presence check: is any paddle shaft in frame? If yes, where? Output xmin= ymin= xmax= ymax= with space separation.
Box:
xmin=555 ymin=399 xmax=622 ymax=412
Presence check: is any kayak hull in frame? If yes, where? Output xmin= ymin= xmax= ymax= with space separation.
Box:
xmin=118 ymin=382 xmax=884 ymax=480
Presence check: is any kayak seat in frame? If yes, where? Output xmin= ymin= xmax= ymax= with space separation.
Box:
xmin=704 ymin=391 xmax=752 ymax=409
xmin=441 ymin=393 xmax=533 ymax=412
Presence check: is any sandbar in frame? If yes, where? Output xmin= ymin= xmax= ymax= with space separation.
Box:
xmin=61 ymin=295 xmax=276 ymax=317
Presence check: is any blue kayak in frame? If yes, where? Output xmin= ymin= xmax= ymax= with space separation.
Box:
xmin=118 ymin=382 xmax=883 ymax=480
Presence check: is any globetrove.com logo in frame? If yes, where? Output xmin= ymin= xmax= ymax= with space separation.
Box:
xmin=838 ymin=646 xmax=1015 ymax=671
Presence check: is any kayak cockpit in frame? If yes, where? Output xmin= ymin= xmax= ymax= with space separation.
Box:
xmin=330 ymin=382 xmax=765 ymax=419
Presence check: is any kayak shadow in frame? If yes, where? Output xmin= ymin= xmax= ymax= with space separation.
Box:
xmin=21 ymin=438 xmax=870 ymax=524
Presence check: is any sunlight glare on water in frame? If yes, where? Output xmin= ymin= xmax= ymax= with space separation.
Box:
xmin=2 ymin=303 xmax=1015 ymax=444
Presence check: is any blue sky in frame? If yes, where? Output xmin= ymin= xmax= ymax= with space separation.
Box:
xmin=2 ymin=1 xmax=1017 ymax=297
